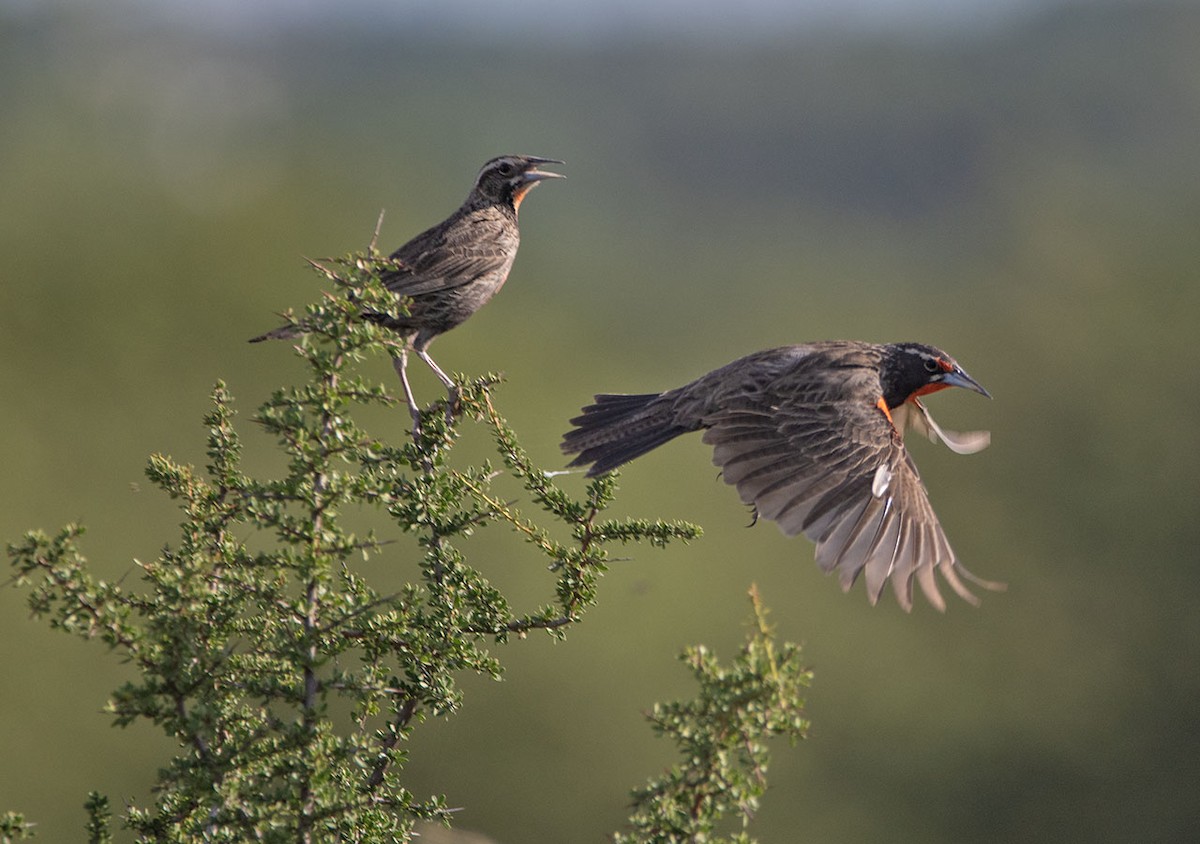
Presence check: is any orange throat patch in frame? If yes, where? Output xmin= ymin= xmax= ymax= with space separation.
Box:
xmin=512 ymin=184 xmax=532 ymax=211
xmin=911 ymin=382 xmax=951 ymax=398
xmin=875 ymin=397 xmax=895 ymax=428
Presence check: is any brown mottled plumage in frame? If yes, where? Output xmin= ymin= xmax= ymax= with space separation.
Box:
xmin=561 ymin=341 xmax=1001 ymax=611
xmin=252 ymin=154 xmax=564 ymax=429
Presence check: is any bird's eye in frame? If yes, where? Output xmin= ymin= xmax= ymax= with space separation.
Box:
xmin=496 ymin=161 xmax=516 ymax=177
xmin=923 ymin=358 xmax=941 ymax=373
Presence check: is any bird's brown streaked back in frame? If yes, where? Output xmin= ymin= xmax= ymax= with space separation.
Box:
xmin=561 ymin=341 xmax=1002 ymax=611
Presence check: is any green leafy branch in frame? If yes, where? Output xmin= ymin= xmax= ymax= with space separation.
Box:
xmin=615 ymin=585 xmax=812 ymax=844
xmin=4 ymin=252 xmax=703 ymax=842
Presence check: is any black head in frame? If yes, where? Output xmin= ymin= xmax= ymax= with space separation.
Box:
xmin=880 ymin=342 xmax=990 ymax=409
xmin=470 ymin=155 xmax=565 ymax=210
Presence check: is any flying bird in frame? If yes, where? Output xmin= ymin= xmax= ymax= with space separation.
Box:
xmin=561 ymin=341 xmax=1001 ymax=610
xmin=252 ymin=154 xmax=564 ymax=429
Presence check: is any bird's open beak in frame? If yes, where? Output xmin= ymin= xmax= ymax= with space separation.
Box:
xmin=521 ymin=157 xmax=566 ymax=182
xmin=943 ymin=367 xmax=991 ymax=399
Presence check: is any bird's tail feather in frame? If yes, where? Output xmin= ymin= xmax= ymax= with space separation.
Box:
xmin=248 ymin=324 xmax=302 ymax=343
xmin=561 ymin=393 xmax=687 ymax=477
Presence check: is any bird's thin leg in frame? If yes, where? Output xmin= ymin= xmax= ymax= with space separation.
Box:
xmin=416 ymin=349 xmax=460 ymax=421
xmin=392 ymin=349 xmax=423 ymax=436
xmin=369 ymin=208 xmax=386 ymax=252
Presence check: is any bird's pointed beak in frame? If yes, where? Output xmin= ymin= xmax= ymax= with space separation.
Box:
xmin=943 ymin=367 xmax=991 ymax=399
xmin=520 ymin=157 xmax=566 ymax=183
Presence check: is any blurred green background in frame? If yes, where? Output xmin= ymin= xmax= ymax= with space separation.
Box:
xmin=3 ymin=1 xmax=1199 ymax=841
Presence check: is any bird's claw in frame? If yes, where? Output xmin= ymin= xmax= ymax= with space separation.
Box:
xmin=407 ymin=405 xmax=424 ymax=440
xmin=444 ymin=385 xmax=462 ymax=424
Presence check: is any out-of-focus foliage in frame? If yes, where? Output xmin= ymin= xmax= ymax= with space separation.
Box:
xmin=0 ymin=812 xmax=35 ymax=843
xmin=2 ymin=2 xmax=1198 ymax=842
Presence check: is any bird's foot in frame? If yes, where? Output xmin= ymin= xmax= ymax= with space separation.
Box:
xmin=443 ymin=384 xmax=462 ymax=424
xmin=407 ymin=404 xmax=424 ymax=440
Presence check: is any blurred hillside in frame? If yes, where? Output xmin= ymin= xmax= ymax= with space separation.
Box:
xmin=2 ymin=2 xmax=1199 ymax=842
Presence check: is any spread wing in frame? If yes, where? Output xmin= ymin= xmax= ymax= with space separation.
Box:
xmin=382 ymin=213 xmax=516 ymax=299
xmin=701 ymin=386 xmax=993 ymax=611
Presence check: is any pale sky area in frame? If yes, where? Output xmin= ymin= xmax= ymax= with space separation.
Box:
xmin=5 ymin=0 xmax=1075 ymax=37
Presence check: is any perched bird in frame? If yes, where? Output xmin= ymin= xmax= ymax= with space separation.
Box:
xmin=561 ymin=341 xmax=1001 ymax=611
xmin=252 ymin=154 xmax=564 ymax=428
